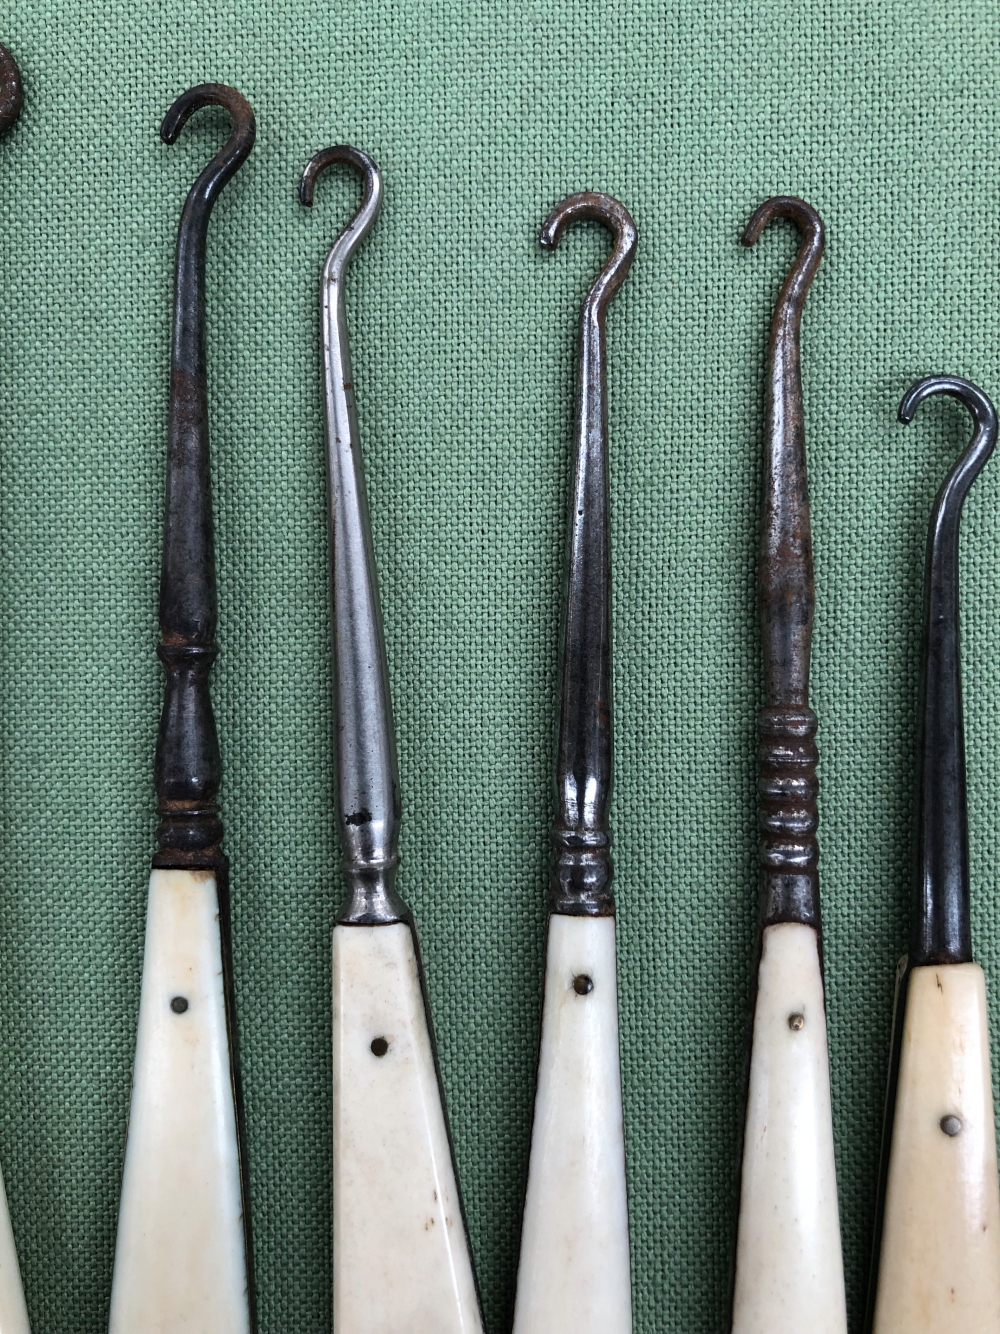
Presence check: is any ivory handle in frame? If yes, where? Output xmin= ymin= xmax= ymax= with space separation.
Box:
xmin=512 ymin=914 xmax=632 ymax=1334
xmin=732 ymin=921 xmax=847 ymax=1334
xmin=872 ymin=962 xmax=1000 ymax=1333
xmin=0 ymin=1162 xmax=28 ymax=1334
xmin=109 ymin=869 xmax=250 ymax=1334
xmin=332 ymin=922 xmax=482 ymax=1333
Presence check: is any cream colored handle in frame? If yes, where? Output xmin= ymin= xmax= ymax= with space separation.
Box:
xmin=0 ymin=1161 xmax=29 ymax=1334
xmin=512 ymin=915 xmax=632 ymax=1334
xmin=109 ymin=869 xmax=250 ymax=1334
xmin=872 ymin=962 xmax=1000 ymax=1333
xmin=332 ymin=923 xmax=483 ymax=1334
xmin=732 ymin=922 xmax=847 ymax=1334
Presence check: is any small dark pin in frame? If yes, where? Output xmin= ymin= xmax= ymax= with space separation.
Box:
xmin=370 ymin=1037 xmax=389 ymax=1057
xmin=573 ymin=975 xmax=594 ymax=996
xmin=788 ymin=1012 xmax=805 ymax=1031
xmin=170 ymin=996 xmax=189 ymax=1014
xmin=940 ymin=1114 xmax=963 ymax=1137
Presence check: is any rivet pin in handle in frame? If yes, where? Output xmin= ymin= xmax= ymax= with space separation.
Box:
xmin=869 ymin=376 xmax=1000 ymax=1332
xmin=108 ymin=85 xmax=256 ymax=1334
xmin=731 ymin=196 xmax=848 ymax=1334
xmin=513 ymin=192 xmax=636 ymax=1334
xmin=304 ymin=146 xmax=485 ymax=1333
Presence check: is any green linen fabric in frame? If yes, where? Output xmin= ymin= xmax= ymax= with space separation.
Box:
xmin=0 ymin=0 xmax=998 ymax=1329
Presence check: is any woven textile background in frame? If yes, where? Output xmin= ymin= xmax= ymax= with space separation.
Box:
xmin=0 ymin=1 xmax=998 ymax=1330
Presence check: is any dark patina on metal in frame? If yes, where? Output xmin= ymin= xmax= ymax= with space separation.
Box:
xmin=0 ymin=46 xmax=22 ymax=137
xmin=863 ymin=376 xmax=996 ymax=1333
xmin=742 ymin=197 xmax=825 ymax=929
xmin=153 ymin=83 xmax=257 ymax=1329
xmin=542 ymin=193 xmax=636 ymax=917
xmin=902 ymin=376 xmax=997 ymax=964
xmin=153 ymin=85 xmax=255 ymax=873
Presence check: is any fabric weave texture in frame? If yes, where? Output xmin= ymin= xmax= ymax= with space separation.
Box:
xmin=0 ymin=1 xmax=999 ymax=1330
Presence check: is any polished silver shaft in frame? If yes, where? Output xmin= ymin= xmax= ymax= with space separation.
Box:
xmin=301 ymin=147 xmax=405 ymax=925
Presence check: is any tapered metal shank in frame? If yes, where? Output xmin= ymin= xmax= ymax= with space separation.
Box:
xmin=153 ymin=85 xmax=255 ymax=871
xmin=902 ymin=375 xmax=997 ymax=965
xmin=742 ymin=196 xmax=825 ymax=928
xmin=300 ymin=147 xmax=406 ymax=926
xmin=542 ymin=193 xmax=636 ymax=916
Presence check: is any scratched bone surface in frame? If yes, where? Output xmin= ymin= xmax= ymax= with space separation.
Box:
xmin=108 ymin=871 xmax=249 ymax=1334
xmin=3 ymin=4 xmax=1000 ymax=1333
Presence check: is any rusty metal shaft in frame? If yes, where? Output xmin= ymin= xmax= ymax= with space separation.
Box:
xmin=742 ymin=196 xmax=825 ymax=928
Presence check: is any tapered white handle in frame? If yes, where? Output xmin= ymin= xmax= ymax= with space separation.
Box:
xmin=109 ymin=869 xmax=250 ymax=1334
xmin=872 ymin=962 xmax=1000 ymax=1332
xmin=332 ymin=922 xmax=482 ymax=1333
xmin=512 ymin=914 xmax=631 ymax=1334
xmin=732 ymin=921 xmax=846 ymax=1334
xmin=0 ymin=1163 xmax=29 ymax=1334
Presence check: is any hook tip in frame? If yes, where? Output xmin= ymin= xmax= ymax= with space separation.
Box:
xmin=898 ymin=374 xmax=999 ymax=439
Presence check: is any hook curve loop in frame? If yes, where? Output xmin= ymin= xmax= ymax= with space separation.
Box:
xmin=299 ymin=146 xmax=383 ymax=280
xmin=899 ymin=373 xmax=998 ymax=475
xmin=903 ymin=374 xmax=997 ymax=967
xmin=540 ymin=191 xmax=637 ymax=324
xmin=741 ymin=195 xmax=824 ymax=323
xmin=160 ymin=83 xmax=256 ymax=215
xmin=0 ymin=45 xmax=23 ymax=138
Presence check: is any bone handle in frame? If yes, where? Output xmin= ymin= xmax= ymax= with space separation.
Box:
xmin=108 ymin=870 xmax=250 ymax=1334
xmin=513 ymin=915 xmax=631 ymax=1334
xmin=732 ymin=922 xmax=847 ymax=1334
xmin=872 ymin=963 xmax=1000 ymax=1332
xmin=331 ymin=922 xmax=482 ymax=1333
xmin=0 ymin=1162 xmax=28 ymax=1334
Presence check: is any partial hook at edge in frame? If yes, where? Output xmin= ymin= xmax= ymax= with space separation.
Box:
xmin=540 ymin=191 xmax=637 ymax=321
xmin=0 ymin=45 xmax=23 ymax=138
xmin=160 ymin=83 xmax=256 ymax=208
xmin=899 ymin=374 xmax=997 ymax=495
xmin=741 ymin=196 xmax=824 ymax=321
xmin=299 ymin=146 xmax=383 ymax=277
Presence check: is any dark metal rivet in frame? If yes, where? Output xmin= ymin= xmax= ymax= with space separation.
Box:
xmin=788 ymin=1012 xmax=805 ymax=1031
xmin=573 ymin=975 xmax=594 ymax=996
xmin=940 ymin=1114 xmax=963 ymax=1137
xmin=370 ymin=1037 xmax=389 ymax=1057
xmin=170 ymin=996 xmax=189 ymax=1014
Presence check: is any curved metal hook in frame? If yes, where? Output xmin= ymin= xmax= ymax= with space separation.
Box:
xmin=899 ymin=374 xmax=998 ymax=480
xmin=741 ymin=195 xmax=824 ymax=324
xmin=542 ymin=190 xmax=636 ymax=918
xmin=160 ymin=83 xmax=256 ymax=220
xmin=540 ymin=192 xmax=637 ymax=324
xmin=303 ymin=147 xmax=399 ymax=925
xmin=902 ymin=374 xmax=998 ymax=967
xmin=743 ymin=195 xmax=826 ymax=931
xmin=0 ymin=45 xmax=22 ymax=138
xmin=299 ymin=145 xmax=382 ymax=283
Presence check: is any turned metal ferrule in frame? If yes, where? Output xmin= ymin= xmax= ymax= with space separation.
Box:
xmin=153 ymin=85 xmax=255 ymax=872
xmin=542 ymin=192 xmax=636 ymax=917
xmin=300 ymin=147 xmax=406 ymax=927
xmin=742 ymin=196 xmax=825 ymax=929
xmin=901 ymin=376 xmax=997 ymax=966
